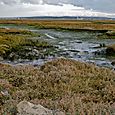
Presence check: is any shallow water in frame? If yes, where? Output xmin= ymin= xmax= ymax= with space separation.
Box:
xmin=0 ymin=25 xmax=115 ymax=69
xmin=35 ymin=29 xmax=115 ymax=69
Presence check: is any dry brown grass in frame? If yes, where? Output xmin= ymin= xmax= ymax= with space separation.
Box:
xmin=0 ymin=58 xmax=115 ymax=114
xmin=0 ymin=19 xmax=115 ymax=31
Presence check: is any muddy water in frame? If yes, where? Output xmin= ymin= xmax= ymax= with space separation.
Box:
xmin=0 ymin=25 xmax=115 ymax=69
xmin=33 ymin=29 xmax=115 ymax=69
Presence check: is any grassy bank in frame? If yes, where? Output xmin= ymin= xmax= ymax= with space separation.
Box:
xmin=0 ymin=58 xmax=115 ymax=114
xmin=0 ymin=28 xmax=54 ymax=61
xmin=0 ymin=28 xmax=37 ymax=55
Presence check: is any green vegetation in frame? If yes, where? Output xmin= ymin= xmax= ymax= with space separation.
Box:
xmin=0 ymin=28 xmax=54 ymax=61
xmin=0 ymin=28 xmax=40 ymax=49
xmin=0 ymin=58 xmax=115 ymax=114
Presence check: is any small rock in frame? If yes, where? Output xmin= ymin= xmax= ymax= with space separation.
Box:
xmin=111 ymin=61 xmax=115 ymax=66
xmin=106 ymin=44 xmax=115 ymax=55
xmin=68 ymin=50 xmax=80 ymax=53
xmin=111 ymin=103 xmax=115 ymax=109
xmin=17 ymin=101 xmax=65 ymax=115
xmin=93 ymin=49 xmax=106 ymax=55
xmin=106 ymin=31 xmax=115 ymax=36
xmin=1 ymin=90 xmax=9 ymax=96
xmin=0 ymin=56 xmax=3 ymax=61
xmin=33 ymin=49 xmax=39 ymax=54
xmin=76 ymin=41 xmax=82 ymax=43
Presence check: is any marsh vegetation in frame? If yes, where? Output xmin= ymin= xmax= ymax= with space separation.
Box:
xmin=0 ymin=19 xmax=115 ymax=31
xmin=0 ymin=58 xmax=115 ymax=114
xmin=0 ymin=19 xmax=115 ymax=114
xmin=0 ymin=28 xmax=56 ymax=62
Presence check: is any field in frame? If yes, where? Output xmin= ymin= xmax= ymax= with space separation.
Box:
xmin=0 ymin=19 xmax=115 ymax=31
xmin=0 ymin=19 xmax=115 ymax=114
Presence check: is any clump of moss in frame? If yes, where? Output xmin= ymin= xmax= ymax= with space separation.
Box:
xmin=0 ymin=58 xmax=115 ymax=114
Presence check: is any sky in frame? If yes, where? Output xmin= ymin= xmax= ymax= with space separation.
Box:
xmin=0 ymin=0 xmax=115 ymax=17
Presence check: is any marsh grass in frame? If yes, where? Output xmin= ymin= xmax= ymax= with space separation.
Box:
xmin=0 ymin=28 xmax=53 ymax=60
xmin=0 ymin=19 xmax=115 ymax=31
xmin=0 ymin=58 xmax=115 ymax=114
xmin=0 ymin=28 xmax=40 ymax=37
xmin=0 ymin=34 xmax=26 ymax=55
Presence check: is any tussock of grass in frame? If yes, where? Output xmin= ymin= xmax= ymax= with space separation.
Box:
xmin=0 ymin=58 xmax=115 ymax=114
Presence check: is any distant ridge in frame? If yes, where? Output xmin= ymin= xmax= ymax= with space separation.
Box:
xmin=0 ymin=16 xmax=115 ymax=20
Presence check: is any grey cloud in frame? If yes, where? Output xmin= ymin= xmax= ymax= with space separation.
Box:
xmin=0 ymin=0 xmax=17 ymax=5
xmin=20 ymin=0 xmax=41 ymax=4
xmin=43 ymin=0 xmax=75 ymax=5
xmin=43 ymin=0 xmax=115 ymax=13
xmin=0 ymin=0 xmax=76 ymax=5
xmin=74 ymin=0 xmax=115 ymax=13
xmin=0 ymin=0 xmax=115 ymax=13
xmin=0 ymin=0 xmax=41 ymax=5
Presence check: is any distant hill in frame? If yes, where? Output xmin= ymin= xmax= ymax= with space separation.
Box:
xmin=0 ymin=16 xmax=115 ymax=20
xmin=17 ymin=16 xmax=115 ymax=20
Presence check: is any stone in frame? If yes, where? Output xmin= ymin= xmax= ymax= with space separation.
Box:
xmin=0 ymin=56 xmax=3 ymax=61
xmin=111 ymin=61 xmax=115 ymax=66
xmin=106 ymin=31 xmax=115 ymax=36
xmin=17 ymin=101 xmax=65 ymax=115
xmin=106 ymin=44 xmax=115 ymax=55
xmin=1 ymin=90 xmax=9 ymax=96
xmin=93 ymin=49 xmax=106 ymax=55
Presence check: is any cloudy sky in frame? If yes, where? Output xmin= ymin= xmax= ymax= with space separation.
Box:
xmin=0 ymin=0 xmax=115 ymax=17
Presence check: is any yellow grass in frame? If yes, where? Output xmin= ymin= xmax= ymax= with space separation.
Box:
xmin=0 ymin=19 xmax=115 ymax=31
